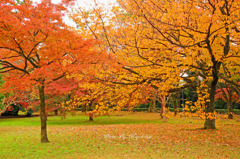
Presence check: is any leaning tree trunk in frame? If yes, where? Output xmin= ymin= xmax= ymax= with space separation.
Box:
xmin=0 ymin=107 xmax=8 ymax=116
xmin=38 ymin=84 xmax=49 ymax=143
xmin=0 ymin=105 xmax=9 ymax=116
xmin=0 ymin=98 xmax=14 ymax=116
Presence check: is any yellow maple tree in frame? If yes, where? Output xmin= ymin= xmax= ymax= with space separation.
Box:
xmin=70 ymin=0 xmax=240 ymax=128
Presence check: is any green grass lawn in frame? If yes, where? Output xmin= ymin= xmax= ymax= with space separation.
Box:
xmin=0 ymin=112 xmax=240 ymax=159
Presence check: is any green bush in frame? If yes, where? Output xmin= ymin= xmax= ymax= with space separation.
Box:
xmin=19 ymin=105 xmax=34 ymax=116
xmin=1 ymin=105 xmax=20 ymax=116
xmin=75 ymin=107 xmax=240 ymax=115
xmin=215 ymin=109 xmax=228 ymax=114
xmin=214 ymin=109 xmax=240 ymax=115
xmin=233 ymin=109 xmax=240 ymax=115
xmin=137 ymin=103 xmax=149 ymax=108
xmin=168 ymin=108 xmax=183 ymax=112
xmin=121 ymin=108 xmax=148 ymax=111
xmin=214 ymin=99 xmax=227 ymax=109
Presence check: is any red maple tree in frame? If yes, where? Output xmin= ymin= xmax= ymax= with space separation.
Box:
xmin=0 ymin=0 xmax=103 ymax=142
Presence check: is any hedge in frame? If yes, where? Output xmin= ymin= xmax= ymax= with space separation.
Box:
xmin=75 ymin=107 xmax=240 ymax=115
xmin=215 ymin=109 xmax=240 ymax=115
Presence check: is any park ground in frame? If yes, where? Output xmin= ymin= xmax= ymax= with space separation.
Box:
xmin=0 ymin=112 xmax=240 ymax=159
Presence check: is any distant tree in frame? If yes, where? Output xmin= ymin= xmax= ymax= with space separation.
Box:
xmin=215 ymin=86 xmax=240 ymax=119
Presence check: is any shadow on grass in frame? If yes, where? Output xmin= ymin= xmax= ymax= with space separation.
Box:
xmin=47 ymin=116 xmax=162 ymax=126
xmin=0 ymin=115 xmax=39 ymax=119
xmin=0 ymin=114 xmax=163 ymax=126
xmin=181 ymin=128 xmax=219 ymax=131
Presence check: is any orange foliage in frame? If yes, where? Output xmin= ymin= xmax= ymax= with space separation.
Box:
xmin=0 ymin=0 xmax=105 ymax=142
xmin=70 ymin=0 xmax=240 ymax=127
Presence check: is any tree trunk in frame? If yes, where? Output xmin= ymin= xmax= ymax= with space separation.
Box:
xmin=89 ymin=116 xmax=93 ymax=121
xmin=160 ymin=104 xmax=163 ymax=118
xmin=204 ymin=85 xmax=216 ymax=129
xmin=162 ymin=104 xmax=166 ymax=122
xmin=220 ymin=84 xmax=234 ymax=119
xmin=172 ymin=93 xmax=177 ymax=116
xmin=227 ymin=101 xmax=233 ymax=119
xmin=38 ymin=84 xmax=49 ymax=143
xmin=204 ymin=66 xmax=219 ymax=129
xmin=89 ymin=112 xmax=93 ymax=121
xmin=149 ymin=90 xmax=157 ymax=112
xmin=204 ymin=118 xmax=216 ymax=129
xmin=0 ymin=98 xmax=14 ymax=116
xmin=159 ymin=94 xmax=170 ymax=122
xmin=173 ymin=100 xmax=177 ymax=116
xmin=82 ymin=105 xmax=86 ymax=114
xmin=148 ymin=99 xmax=154 ymax=112
xmin=91 ymin=102 xmax=96 ymax=110
xmin=228 ymin=90 xmax=233 ymax=119
xmin=0 ymin=106 xmax=9 ymax=116
xmin=177 ymin=91 xmax=181 ymax=108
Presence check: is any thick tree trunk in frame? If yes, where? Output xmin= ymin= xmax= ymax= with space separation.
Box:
xmin=204 ymin=66 xmax=219 ymax=129
xmin=204 ymin=118 xmax=216 ymax=129
xmin=38 ymin=84 xmax=49 ymax=143
xmin=204 ymin=37 xmax=223 ymax=129
xmin=204 ymin=83 xmax=217 ymax=129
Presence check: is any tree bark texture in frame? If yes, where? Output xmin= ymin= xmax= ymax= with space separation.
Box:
xmin=38 ymin=84 xmax=49 ymax=143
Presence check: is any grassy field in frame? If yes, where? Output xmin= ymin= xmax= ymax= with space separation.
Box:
xmin=0 ymin=112 xmax=240 ymax=159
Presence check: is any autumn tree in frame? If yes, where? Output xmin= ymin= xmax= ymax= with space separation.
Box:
xmin=0 ymin=0 xmax=101 ymax=142
xmin=71 ymin=2 xmax=178 ymax=119
xmin=215 ymin=83 xmax=240 ymax=119
xmin=70 ymin=0 xmax=183 ymax=122
xmin=219 ymin=50 xmax=240 ymax=99
xmin=72 ymin=0 xmax=240 ymax=129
